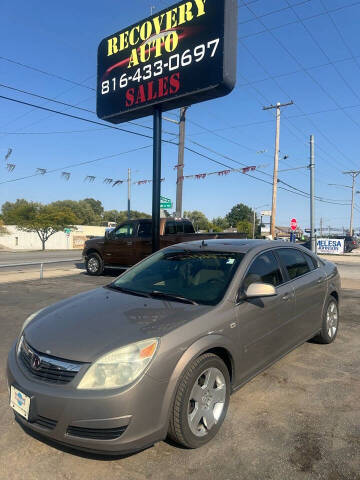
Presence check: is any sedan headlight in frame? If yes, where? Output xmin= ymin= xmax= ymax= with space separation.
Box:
xmin=77 ymin=338 xmax=159 ymax=390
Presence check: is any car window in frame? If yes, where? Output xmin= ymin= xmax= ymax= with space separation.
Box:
xmin=113 ymin=250 xmax=245 ymax=306
xmin=176 ymin=222 xmax=184 ymax=234
xmin=277 ymin=248 xmax=310 ymax=280
xmin=138 ymin=222 xmax=152 ymax=237
xmin=165 ymin=221 xmax=176 ymax=235
xmin=113 ymin=223 xmax=134 ymax=238
xmin=184 ymin=222 xmax=194 ymax=234
xmin=303 ymin=252 xmax=317 ymax=270
xmin=243 ymin=251 xmax=283 ymax=290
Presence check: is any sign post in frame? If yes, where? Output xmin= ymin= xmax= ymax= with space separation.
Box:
xmin=152 ymin=108 xmax=162 ymax=252
xmin=96 ymin=0 xmax=237 ymax=251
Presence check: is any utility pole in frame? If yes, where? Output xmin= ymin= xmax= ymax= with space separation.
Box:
xmin=320 ymin=217 xmax=323 ymax=236
xmin=252 ymin=209 xmax=256 ymax=239
xmin=263 ymin=101 xmax=294 ymax=238
xmin=175 ymin=107 xmax=188 ymax=218
xmin=127 ymin=168 xmax=131 ymax=220
xmin=309 ymin=135 xmax=316 ymax=252
xmin=343 ymin=171 xmax=360 ymax=236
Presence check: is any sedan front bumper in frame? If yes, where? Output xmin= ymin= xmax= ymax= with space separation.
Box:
xmin=7 ymin=344 xmax=170 ymax=454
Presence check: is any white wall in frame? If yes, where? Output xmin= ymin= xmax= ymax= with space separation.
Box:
xmin=0 ymin=226 xmax=106 ymax=250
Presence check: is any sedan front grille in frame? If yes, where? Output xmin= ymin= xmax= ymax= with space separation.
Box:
xmin=19 ymin=337 xmax=84 ymax=385
xmin=33 ymin=415 xmax=58 ymax=430
xmin=66 ymin=425 xmax=127 ymax=440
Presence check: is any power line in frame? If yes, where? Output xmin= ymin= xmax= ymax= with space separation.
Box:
xmin=238 ymin=1 xmax=360 ymax=40
xmin=0 ymin=94 xmax=178 ymax=144
xmin=0 ymin=128 xmax=350 ymax=207
xmin=0 ymin=145 xmax=152 ymax=186
xmin=0 ymin=83 xmax=178 ymax=137
xmin=0 ymin=128 xmax=108 ymax=135
xmin=237 ymin=55 xmax=360 ymax=91
xmin=0 ymin=56 xmax=95 ymax=91
xmin=319 ymin=0 xmax=360 ymax=74
xmin=238 ymin=0 xmax=311 ymax=25
xmin=189 ymin=136 xmax=350 ymax=205
xmin=239 ymin=18 xmax=358 ymax=172
xmin=0 ymin=83 xmax=94 ymax=114
xmin=284 ymin=0 xmax=360 ymax=106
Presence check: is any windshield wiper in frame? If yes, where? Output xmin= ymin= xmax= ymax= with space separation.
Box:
xmin=149 ymin=291 xmax=198 ymax=305
xmin=107 ymin=285 xmax=151 ymax=298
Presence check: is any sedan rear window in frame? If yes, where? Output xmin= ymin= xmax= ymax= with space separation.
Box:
xmin=112 ymin=249 xmax=244 ymax=305
xmin=277 ymin=248 xmax=310 ymax=280
xmin=243 ymin=251 xmax=283 ymax=290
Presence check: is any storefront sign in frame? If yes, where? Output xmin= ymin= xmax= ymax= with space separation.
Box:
xmin=317 ymin=238 xmax=344 ymax=255
xmin=97 ymin=0 xmax=237 ymax=123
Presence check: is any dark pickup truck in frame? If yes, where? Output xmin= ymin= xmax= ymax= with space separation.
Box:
xmin=83 ymin=217 xmax=246 ymax=275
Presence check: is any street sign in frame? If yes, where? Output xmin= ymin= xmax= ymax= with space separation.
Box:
xmin=160 ymin=196 xmax=173 ymax=209
xmin=290 ymin=218 xmax=297 ymax=231
xmin=261 ymin=210 xmax=272 ymax=217
xmin=64 ymin=228 xmax=71 ymax=234
xmin=96 ymin=0 xmax=237 ymax=123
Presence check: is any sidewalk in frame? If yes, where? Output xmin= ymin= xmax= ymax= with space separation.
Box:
xmin=320 ymin=252 xmax=360 ymax=263
xmin=0 ymin=266 xmax=82 ymax=284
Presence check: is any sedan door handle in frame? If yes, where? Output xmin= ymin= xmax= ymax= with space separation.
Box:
xmin=127 ymin=241 xmax=133 ymax=246
xmin=317 ymin=277 xmax=325 ymax=284
xmin=282 ymin=294 xmax=291 ymax=301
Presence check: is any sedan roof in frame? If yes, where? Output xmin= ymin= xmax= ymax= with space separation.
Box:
xmin=171 ymin=239 xmax=298 ymax=254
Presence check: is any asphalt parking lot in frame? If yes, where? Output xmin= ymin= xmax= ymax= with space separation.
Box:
xmin=0 ymin=272 xmax=359 ymax=480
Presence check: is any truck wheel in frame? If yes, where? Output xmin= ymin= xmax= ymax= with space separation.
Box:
xmin=168 ymin=353 xmax=230 ymax=449
xmin=85 ymin=253 xmax=104 ymax=276
xmin=313 ymin=296 xmax=339 ymax=344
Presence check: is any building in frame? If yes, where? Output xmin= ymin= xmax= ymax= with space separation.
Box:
xmin=0 ymin=225 xmax=107 ymax=251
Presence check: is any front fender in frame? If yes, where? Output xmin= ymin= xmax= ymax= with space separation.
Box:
xmin=152 ymin=334 xmax=236 ymax=439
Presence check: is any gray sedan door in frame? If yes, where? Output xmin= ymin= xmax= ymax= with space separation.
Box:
xmin=276 ymin=248 xmax=327 ymax=342
xmin=235 ymin=250 xmax=296 ymax=383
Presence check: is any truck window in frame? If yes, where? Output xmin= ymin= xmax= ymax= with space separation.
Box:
xmin=176 ymin=222 xmax=184 ymax=234
xmin=138 ymin=222 xmax=152 ymax=237
xmin=113 ymin=223 xmax=134 ymax=238
xmin=165 ymin=221 xmax=176 ymax=235
xmin=184 ymin=222 xmax=195 ymax=234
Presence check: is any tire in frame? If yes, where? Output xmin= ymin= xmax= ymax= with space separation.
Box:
xmin=313 ymin=296 xmax=339 ymax=344
xmin=168 ymin=353 xmax=230 ymax=449
xmin=85 ymin=252 xmax=104 ymax=276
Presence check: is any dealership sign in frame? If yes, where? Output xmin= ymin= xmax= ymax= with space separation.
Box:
xmin=97 ymin=0 xmax=237 ymax=123
xmin=317 ymin=238 xmax=344 ymax=255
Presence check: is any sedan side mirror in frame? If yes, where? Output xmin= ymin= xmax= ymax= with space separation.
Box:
xmin=245 ymin=282 xmax=277 ymax=298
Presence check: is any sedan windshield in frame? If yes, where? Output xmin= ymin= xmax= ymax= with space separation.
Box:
xmin=111 ymin=249 xmax=244 ymax=306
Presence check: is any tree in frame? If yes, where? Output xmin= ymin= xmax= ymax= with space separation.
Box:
xmin=129 ymin=210 xmax=152 ymax=220
xmin=103 ymin=210 xmax=127 ymax=224
xmin=3 ymin=200 xmax=78 ymax=250
xmin=2 ymin=199 xmax=32 ymax=224
xmin=83 ymin=198 xmax=104 ymax=217
xmin=212 ymin=216 xmax=230 ymax=231
xmin=226 ymin=203 xmax=258 ymax=228
xmin=183 ymin=210 xmax=210 ymax=231
xmin=51 ymin=199 xmax=102 ymax=225
xmin=236 ymin=220 xmax=253 ymax=236
xmin=0 ymin=219 xmax=7 ymax=235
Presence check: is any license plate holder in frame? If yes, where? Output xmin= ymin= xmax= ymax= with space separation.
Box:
xmin=10 ymin=386 xmax=31 ymax=420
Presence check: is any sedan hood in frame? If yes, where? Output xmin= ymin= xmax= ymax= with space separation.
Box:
xmin=24 ymin=287 xmax=210 ymax=363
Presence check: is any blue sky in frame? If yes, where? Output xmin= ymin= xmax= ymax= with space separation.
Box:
xmin=1 ymin=0 xmax=360 ymax=230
